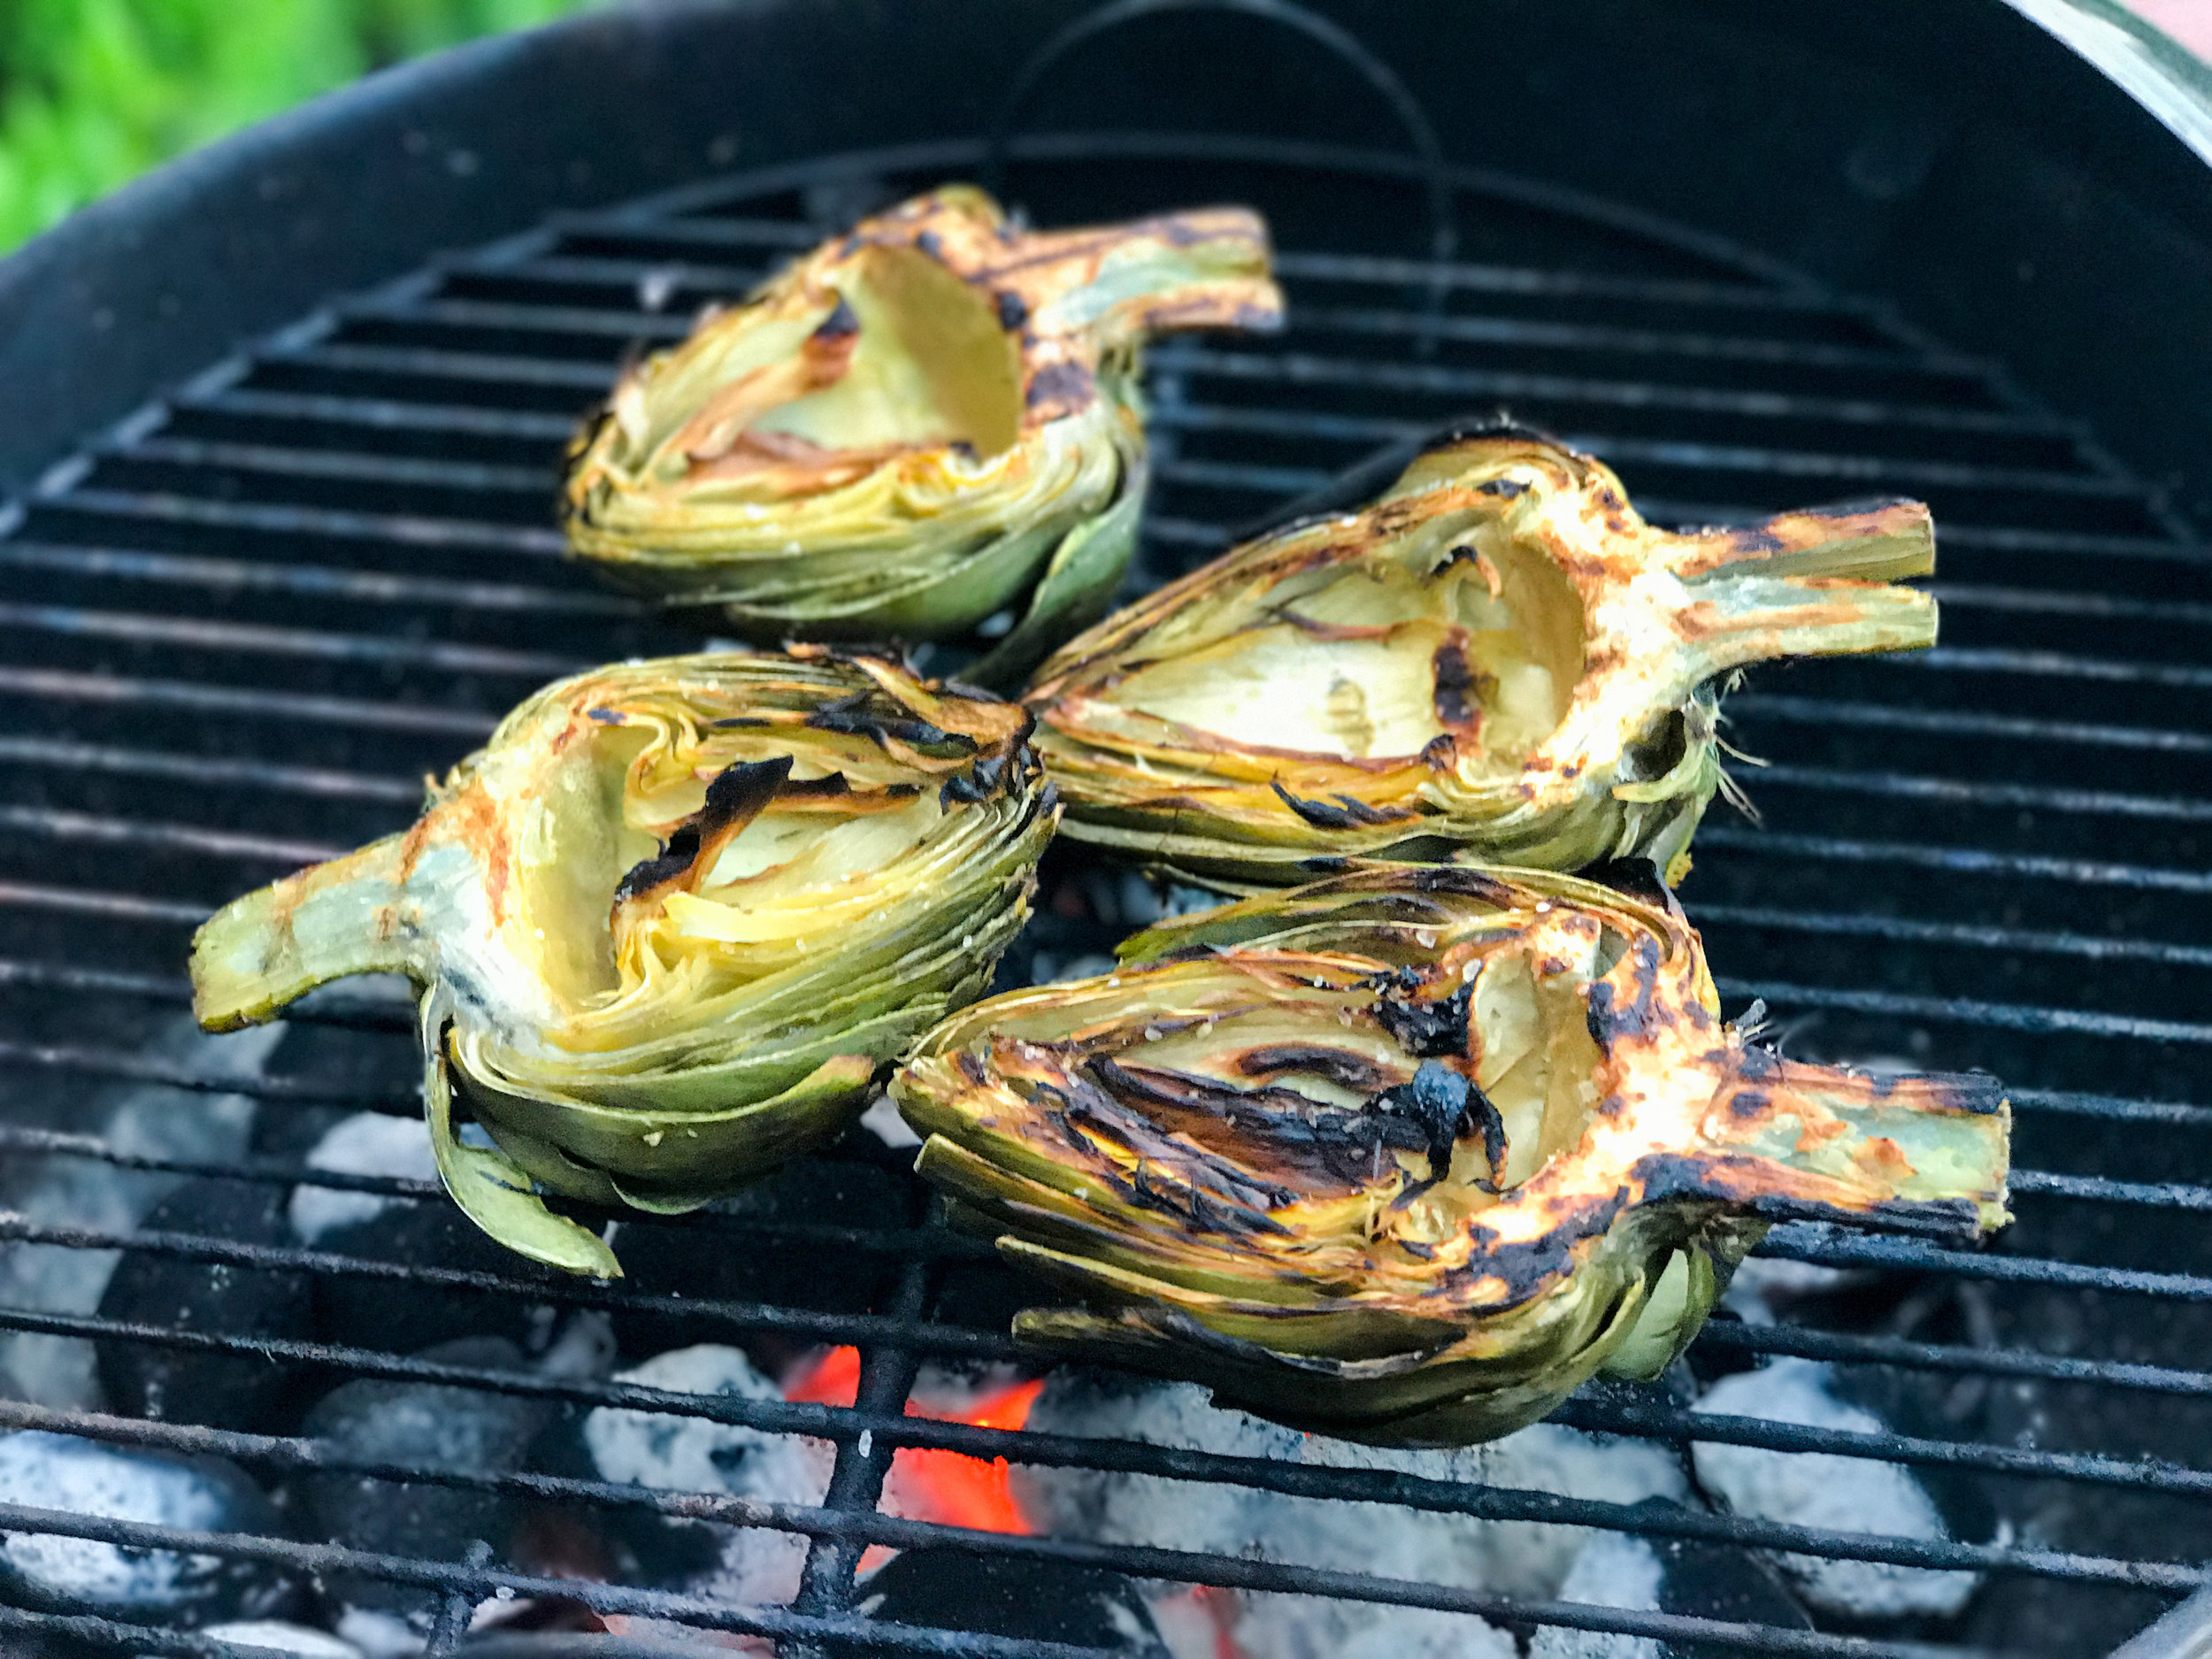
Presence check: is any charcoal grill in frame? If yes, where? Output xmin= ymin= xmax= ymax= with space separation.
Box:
xmin=0 ymin=0 xmax=2209 ymax=1655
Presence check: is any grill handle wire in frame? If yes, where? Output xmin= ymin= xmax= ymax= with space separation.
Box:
xmin=983 ymin=0 xmax=1456 ymax=354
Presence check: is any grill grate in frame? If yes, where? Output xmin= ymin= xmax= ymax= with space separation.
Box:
xmin=0 ymin=125 xmax=2207 ymax=1659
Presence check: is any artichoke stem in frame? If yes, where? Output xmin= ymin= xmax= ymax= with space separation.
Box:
xmin=1680 ymin=572 xmax=1937 ymax=675
xmin=1673 ymin=498 xmax=1935 ymax=586
xmin=1704 ymin=1053 xmax=2011 ymax=1234
xmin=190 ymin=832 xmax=422 ymax=1032
xmin=1667 ymin=499 xmax=1934 ymax=672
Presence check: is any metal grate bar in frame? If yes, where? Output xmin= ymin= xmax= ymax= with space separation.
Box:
xmin=1553 ymin=1391 xmax=2212 ymax=1506
xmin=262 ymin=340 xmax=633 ymax=390
xmin=0 ymin=736 xmax=419 ymax=802
xmin=186 ymin=385 xmax=584 ymax=441
xmin=0 ymin=803 xmax=344 ymax=866
xmin=0 ymin=879 xmax=208 ymax=926
xmin=0 ymin=598 xmax=587 ymax=676
xmin=0 ymin=955 xmax=416 ymax=1034
xmin=1693 ymin=903 xmax=2212 ymax=969
xmin=541 ymin=210 xmax=825 ymax=250
xmin=2010 ymin=1171 xmax=2212 ymax=1211
xmin=1737 ymin=763 xmax=2212 ymax=825
xmin=1726 ymin=694 xmax=2212 ymax=755
xmin=0 ymin=1040 xmax=410 ymax=1108
xmin=2005 ymin=1086 xmax=2212 ymax=1126
xmin=1696 ymin=1319 xmax=2212 ymax=1398
xmin=482 ymin=250 xmax=767 ymax=292
xmin=104 ymin=435 xmax=557 ymax=493
xmin=1285 ymin=302 xmax=1993 ymax=373
xmin=1931 ymin=583 xmax=2212 ymax=626
xmin=30 ymin=488 xmax=569 ymax=554
xmin=1148 ymin=344 xmax=2041 ymax=434
xmin=0 ymin=664 xmax=499 ymax=735
xmin=340 ymin=296 xmax=695 ymax=342
xmin=0 ymin=539 xmax=634 ymax=616
xmin=1717 ymin=975 xmax=2212 ymax=1044
xmin=1147 ymin=402 xmax=2124 ymax=495
xmin=1267 ymin=249 xmax=1939 ymax=316
xmin=1898 ymin=645 xmax=2212 ymax=691
xmin=1929 ymin=523 xmax=2212 ymax=563
xmin=1695 ymin=829 xmax=2212 ymax=898
xmin=1757 ymin=1225 xmax=2212 ymax=1301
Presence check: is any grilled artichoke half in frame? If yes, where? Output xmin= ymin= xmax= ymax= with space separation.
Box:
xmin=893 ymin=864 xmax=2008 ymax=1444
xmin=1025 ymin=431 xmax=1938 ymax=887
xmin=563 ymin=186 xmax=1284 ymax=686
xmin=191 ymin=650 xmax=1057 ymax=1277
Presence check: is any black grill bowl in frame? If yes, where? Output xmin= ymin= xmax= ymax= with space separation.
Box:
xmin=0 ymin=3 xmax=2208 ymax=1657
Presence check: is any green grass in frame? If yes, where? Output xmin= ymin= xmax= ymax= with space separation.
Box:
xmin=0 ymin=0 xmax=601 ymax=252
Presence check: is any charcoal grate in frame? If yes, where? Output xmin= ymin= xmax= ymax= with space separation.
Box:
xmin=0 ymin=115 xmax=2206 ymax=1659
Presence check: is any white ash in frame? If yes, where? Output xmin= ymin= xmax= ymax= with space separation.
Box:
xmin=1691 ymin=1359 xmax=1979 ymax=1617
xmin=288 ymin=1111 xmax=441 ymax=1244
xmin=1721 ymin=1256 xmax=1870 ymax=1326
xmin=0 ymin=1429 xmax=283 ymax=1619
xmin=0 ymin=1016 xmax=278 ymax=1409
xmin=1529 ymin=1531 xmax=1663 ymax=1659
xmin=1013 ymin=1372 xmax=1686 ymax=1658
xmin=859 ymin=1094 xmax=922 ymax=1150
xmin=333 ymin=1607 xmax=426 ymax=1659
xmin=150 ymin=1622 xmax=365 ymax=1658
xmin=583 ymin=1343 xmax=833 ymax=1608
xmin=1026 ymin=951 xmax=1118 ymax=987
xmin=1160 ymin=885 xmax=1226 ymax=918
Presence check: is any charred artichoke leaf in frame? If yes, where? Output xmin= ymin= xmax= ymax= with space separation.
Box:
xmin=563 ymin=186 xmax=1283 ymax=686
xmin=1024 ymin=430 xmax=1938 ymax=887
xmin=892 ymin=863 xmax=2008 ymax=1444
xmin=192 ymin=649 xmax=1057 ymax=1275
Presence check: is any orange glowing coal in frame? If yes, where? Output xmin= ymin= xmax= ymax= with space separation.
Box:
xmin=784 ymin=1347 xmax=1045 ymax=1545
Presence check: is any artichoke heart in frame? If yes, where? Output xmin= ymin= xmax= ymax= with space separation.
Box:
xmin=563 ymin=186 xmax=1284 ymax=686
xmin=1024 ymin=429 xmax=1939 ymax=887
xmin=191 ymin=649 xmax=1058 ymax=1277
xmin=893 ymin=863 xmax=2008 ymax=1445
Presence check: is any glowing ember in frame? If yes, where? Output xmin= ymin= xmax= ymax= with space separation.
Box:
xmin=784 ymin=1347 xmax=1044 ymax=1555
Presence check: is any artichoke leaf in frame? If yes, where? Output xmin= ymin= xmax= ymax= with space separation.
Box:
xmin=893 ymin=862 xmax=2009 ymax=1444
xmin=421 ymin=990 xmax=622 ymax=1279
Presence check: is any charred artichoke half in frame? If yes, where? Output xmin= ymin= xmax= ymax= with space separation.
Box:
xmin=1025 ymin=431 xmax=1938 ymax=887
xmin=563 ymin=186 xmax=1283 ymax=686
xmin=894 ymin=864 xmax=2008 ymax=1444
xmin=192 ymin=650 xmax=1056 ymax=1277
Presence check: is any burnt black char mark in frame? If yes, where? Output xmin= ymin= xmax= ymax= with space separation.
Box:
xmin=1269 ymin=780 xmax=1411 ymax=829
xmin=807 ymin=690 xmax=977 ymax=754
xmin=1234 ymin=1044 xmax=1394 ymax=1094
xmin=1039 ymin=1066 xmax=1296 ymax=1235
xmin=1371 ymin=971 xmax=1472 ymax=1060
xmin=941 ymin=746 xmax=1013 ymax=807
xmin=1373 ymin=1060 xmax=1508 ymax=1199
xmin=1431 ymin=640 xmax=1490 ymax=733
xmin=810 ymin=296 xmax=860 ymax=343
xmin=1096 ymin=1056 xmax=1496 ymax=1196
xmin=613 ymin=754 xmax=793 ymax=904
xmin=1025 ymin=361 xmax=1094 ymax=410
